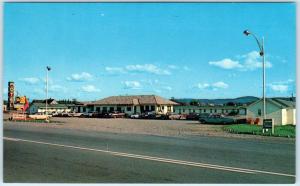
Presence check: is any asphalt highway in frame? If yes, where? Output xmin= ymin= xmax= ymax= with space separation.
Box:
xmin=3 ymin=124 xmax=295 ymax=183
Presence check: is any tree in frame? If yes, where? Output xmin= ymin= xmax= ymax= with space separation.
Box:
xmin=190 ymin=100 xmax=199 ymax=106
xmin=226 ymin=102 xmax=236 ymax=106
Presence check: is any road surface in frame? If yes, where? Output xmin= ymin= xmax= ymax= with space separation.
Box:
xmin=3 ymin=123 xmax=295 ymax=183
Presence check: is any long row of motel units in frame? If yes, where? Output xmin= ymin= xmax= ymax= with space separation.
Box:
xmin=26 ymin=95 xmax=296 ymax=126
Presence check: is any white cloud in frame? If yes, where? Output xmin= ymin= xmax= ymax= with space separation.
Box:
xmin=209 ymin=59 xmax=243 ymax=69
xmin=196 ymin=81 xmax=228 ymax=90
xmin=67 ymin=72 xmax=93 ymax=82
xmin=243 ymin=51 xmax=272 ymax=70
xmin=162 ymin=86 xmax=172 ymax=91
xmin=123 ymin=81 xmax=142 ymax=89
xmin=183 ymin=66 xmax=191 ymax=71
xmin=105 ymin=67 xmax=126 ymax=74
xmin=167 ymin=65 xmax=178 ymax=69
xmin=268 ymin=79 xmax=294 ymax=93
xmin=212 ymin=81 xmax=228 ymax=89
xmin=125 ymin=64 xmax=171 ymax=75
xmin=81 ymin=85 xmax=101 ymax=93
xmin=105 ymin=64 xmax=172 ymax=75
xmin=48 ymin=85 xmax=67 ymax=93
xmin=209 ymin=51 xmax=272 ymax=71
xmin=19 ymin=77 xmax=40 ymax=84
xmin=197 ymin=83 xmax=210 ymax=89
xmin=33 ymin=88 xmax=44 ymax=94
xmin=272 ymin=79 xmax=294 ymax=85
xmin=269 ymin=84 xmax=288 ymax=93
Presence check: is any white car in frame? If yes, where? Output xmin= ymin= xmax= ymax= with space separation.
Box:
xmin=130 ymin=114 xmax=140 ymax=119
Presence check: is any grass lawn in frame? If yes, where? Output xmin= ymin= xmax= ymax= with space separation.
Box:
xmin=223 ymin=124 xmax=295 ymax=138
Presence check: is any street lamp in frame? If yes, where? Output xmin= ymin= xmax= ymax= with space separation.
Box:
xmin=46 ymin=66 xmax=51 ymax=117
xmin=243 ymin=29 xmax=266 ymax=120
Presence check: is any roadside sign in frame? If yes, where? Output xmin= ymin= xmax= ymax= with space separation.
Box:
xmin=263 ymin=119 xmax=274 ymax=134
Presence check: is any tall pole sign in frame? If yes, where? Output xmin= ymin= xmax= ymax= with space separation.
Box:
xmin=8 ymin=81 xmax=15 ymax=110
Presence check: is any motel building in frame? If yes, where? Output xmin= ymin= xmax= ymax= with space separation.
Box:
xmin=246 ymin=98 xmax=296 ymax=126
xmin=87 ymin=95 xmax=179 ymax=115
xmin=173 ymin=105 xmax=247 ymax=116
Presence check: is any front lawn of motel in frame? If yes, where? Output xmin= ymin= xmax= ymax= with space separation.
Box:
xmin=224 ymin=124 xmax=296 ymax=138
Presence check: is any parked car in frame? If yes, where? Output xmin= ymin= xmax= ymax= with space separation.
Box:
xmin=130 ymin=113 xmax=140 ymax=119
xmin=167 ymin=113 xmax=185 ymax=120
xmin=109 ymin=111 xmax=125 ymax=118
xmin=98 ymin=112 xmax=110 ymax=118
xmin=82 ymin=111 xmax=98 ymax=118
xmin=68 ymin=112 xmax=83 ymax=117
xmin=199 ymin=114 xmax=236 ymax=124
xmin=186 ymin=113 xmax=200 ymax=120
xmin=140 ymin=112 xmax=156 ymax=119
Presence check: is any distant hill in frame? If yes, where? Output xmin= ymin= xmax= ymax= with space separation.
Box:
xmin=172 ymin=96 xmax=259 ymax=105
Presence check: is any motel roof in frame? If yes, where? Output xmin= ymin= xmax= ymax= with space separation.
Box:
xmin=248 ymin=98 xmax=295 ymax=109
xmin=90 ymin=95 xmax=179 ymax=106
xmin=30 ymin=103 xmax=68 ymax=109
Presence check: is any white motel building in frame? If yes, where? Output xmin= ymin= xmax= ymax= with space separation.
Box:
xmin=87 ymin=95 xmax=179 ymax=115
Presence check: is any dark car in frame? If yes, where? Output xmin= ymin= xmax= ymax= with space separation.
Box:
xmin=186 ymin=113 xmax=200 ymax=120
xmin=199 ymin=114 xmax=236 ymax=124
xmin=140 ymin=112 xmax=156 ymax=119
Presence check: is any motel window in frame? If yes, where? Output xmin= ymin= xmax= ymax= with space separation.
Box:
xmin=127 ymin=107 xmax=132 ymax=111
xmin=215 ymin=109 xmax=217 ymax=113
xmin=193 ymin=109 xmax=195 ymax=113
xmin=117 ymin=107 xmax=121 ymax=112
xmin=222 ymin=109 xmax=224 ymax=113
xmin=96 ymin=107 xmax=100 ymax=112
xmin=179 ymin=109 xmax=181 ymax=114
xmin=203 ymin=109 xmax=206 ymax=113
xmin=167 ymin=106 xmax=171 ymax=112
xmin=162 ymin=106 xmax=164 ymax=110
xmin=103 ymin=107 xmax=107 ymax=113
xmin=151 ymin=106 xmax=155 ymax=111
xmin=109 ymin=107 xmax=114 ymax=112
xmin=258 ymin=109 xmax=261 ymax=116
xmin=210 ymin=109 xmax=212 ymax=113
xmin=145 ymin=105 xmax=149 ymax=111
xmin=83 ymin=108 xmax=86 ymax=112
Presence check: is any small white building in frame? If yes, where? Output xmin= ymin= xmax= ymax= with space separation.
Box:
xmin=246 ymin=98 xmax=296 ymax=126
xmin=29 ymin=99 xmax=71 ymax=114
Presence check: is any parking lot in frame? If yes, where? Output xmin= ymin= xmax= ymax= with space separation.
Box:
xmin=3 ymin=113 xmax=289 ymax=140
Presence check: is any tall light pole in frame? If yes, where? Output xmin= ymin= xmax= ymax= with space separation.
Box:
xmin=243 ymin=30 xmax=266 ymax=120
xmin=46 ymin=66 xmax=51 ymax=116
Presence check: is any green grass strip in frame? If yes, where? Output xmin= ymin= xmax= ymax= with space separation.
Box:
xmin=223 ymin=124 xmax=295 ymax=138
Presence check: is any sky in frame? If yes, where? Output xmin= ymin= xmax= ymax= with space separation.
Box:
xmin=3 ymin=2 xmax=296 ymax=101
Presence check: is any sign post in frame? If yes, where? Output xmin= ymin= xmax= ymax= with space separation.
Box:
xmin=263 ymin=119 xmax=274 ymax=135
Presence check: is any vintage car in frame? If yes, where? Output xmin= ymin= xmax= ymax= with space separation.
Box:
xmin=130 ymin=113 xmax=140 ymax=119
xmin=186 ymin=113 xmax=200 ymax=120
xmin=109 ymin=111 xmax=126 ymax=118
xmin=167 ymin=113 xmax=186 ymax=120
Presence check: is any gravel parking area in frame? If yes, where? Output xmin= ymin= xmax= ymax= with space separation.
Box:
xmin=3 ymin=114 xmax=293 ymax=140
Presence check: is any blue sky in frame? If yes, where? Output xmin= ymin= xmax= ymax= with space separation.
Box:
xmin=3 ymin=2 xmax=296 ymax=101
